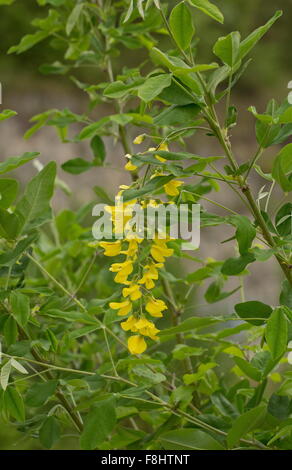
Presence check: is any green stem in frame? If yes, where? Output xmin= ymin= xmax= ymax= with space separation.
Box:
xmin=242 ymin=185 xmax=292 ymax=285
xmin=206 ymin=118 xmax=292 ymax=287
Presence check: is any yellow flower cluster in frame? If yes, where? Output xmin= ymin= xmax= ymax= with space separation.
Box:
xmin=98 ymin=140 xmax=183 ymax=355
xmin=100 ymin=235 xmax=172 ymax=354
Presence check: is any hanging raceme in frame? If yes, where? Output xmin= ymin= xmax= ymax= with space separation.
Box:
xmin=98 ymin=141 xmax=185 ymax=354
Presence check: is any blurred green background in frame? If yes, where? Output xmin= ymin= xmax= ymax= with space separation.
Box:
xmin=0 ymin=0 xmax=291 ymax=450
xmin=1 ymin=0 xmax=291 ymax=92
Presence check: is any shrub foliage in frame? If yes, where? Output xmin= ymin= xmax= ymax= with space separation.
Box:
xmin=0 ymin=0 xmax=292 ymax=450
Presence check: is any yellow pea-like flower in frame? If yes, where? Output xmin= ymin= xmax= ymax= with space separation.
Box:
xmin=109 ymin=260 xmax=133 ymax=273
xmin=114 ymin=271 xmax=130 ymax=284
xmin=138 ymin=262 xmax=162 ymax=289
xmin=125 ymin=161 xmax=138 ymax=172
xmin=109 ymin=299 xmax=132 ymax=316
xmin=138 ymin=273 xmax=155 ymax=289
xmin=99 ymin=241 xmax=122 ymax=256
xmin=164 ymin=180 xmax=183 ymax=196
xmin=131 ymin=318 xmax=160 ymax=340
xmin=121 ymin=315 xmax=138 ymax=331
xmin=128 ymin=335 xmax=147 ymax=354
xmin=109 ymin=260 xmax=134 ymax=284
xmin=150 ymin=240 xmax=173 ymax=263
xmin=121 ymin=239 xmax=141 ymax=257
xmin=133 ymin=134 xmax=145 ymax=145
xmin=124 ymin=154 xmax=137 ymax=172
xmin=145 ymin=298 xmax=167 ymax=317
xmin=122 ymin=283 xmax=142 ymax=301
xmin=139 ymin=326 xmax=160 ymax=340
xmin=134 ymin=317 xmax=154 ymax=330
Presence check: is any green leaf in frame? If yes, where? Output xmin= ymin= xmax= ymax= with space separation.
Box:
xmin=123 ymin=0 xmax=134 ymax=22
xmin=0 ymin=179 xmax=18 ymax=209
xmin=76 ymin=117 xmax=109 ymax=140
xmin=39 ymin=416 xmax=60 ymax=449
xmin=39 ymin=61 xmax=70 ymax=75
xmin=275 ymin=203 xmax=292 ymax=236
xmin=221 ymin=253 xmax=255 ymax=275
xmin=210 ymin=392 xmax=239 ymax=419
xmin=216 ymin=323 xmax=251 ymax=339
xmin=280 ymin=280 xmax=292 ymax=309
xmin=248 ymin=105 xmax=276 ymax=124
xmin=227 ymin=405 xmax=266 ymax=448
xmin=93 ymin=186 xmax=114 ymax=205
xmin=0 ymin=152 xmax=39 ymax=175
xmin=4 ymin=387 xmax=25 ymax=422
xmin=267 ymin=424 xmax=292 ymax=446
xmin=0 ymin=209 xmax=20 ymax=240
xmin=10 ymin=291 xmax=30 ymax=328
xmin=213 ymin=32 xmax=241 ymax=68
xmin=272 ymin=143 xmax=292 ymax=192
xmin=229 ymin=215 xmax=256 ymax=255
xmin=132 ymin=365 xmax=166 ymax=385
xmin=0 ymin=232 xmax=38 ymax=266
xmin=169 ymin=2 xmax=195 ymax=50
xmin=66 ymin=3 xmax=83 ymax=36
xmin=268 ymin=394 xmax=290 ymax=420
xmin=186 ymin=266 xmax=212 ymax=283
xmin=150 ymin=48 xmax=203 ymax=97
xmin=238 ymin=11 xmax=282 ymax=61
xmin=0 ymin=109 xmax=17 ymax=121
xmin=225 ymin=105 xmax=237 ymax=129
xmin=26 ymin=380 xmax=58 ymax=407
xmin=204 ymin=280 xmax=239 ymax=303
xmin=279 ymin=107 xmax=292 ymax=124
xmin=272 ymin=123 xmax=292 ymax=146
xmin=15 ymin=161 xmax=56 ymax=234
xmin=235 ymin=301 xmax=272 ymax=326
xmin=160 ymin=428 xmax=225 ymax=450
xmin=135 ymin=150 xmax=204 ymax=162
xmin=207 ymin=64 xmax=229 ymax=95
xmin=172 ymin=344 xmax=203 ymax=360
xmin=183 ymin=362 xmax=217 ymax=384
xmin=251 ymin=351 xmax=275 ymax=379
xmin=233 ymin=357 xmax=262 ymax=381
xmin=43 ymin=309 xmax=97 ymax=324
xmin=159 ymin=317 xmax=218 ymax=336
xmin=3 ymin=316 xmax=18 ymax=345
xmin=10 ymin=359 xmax=28 ymax=375
xmin=0 ymin=360 xmax=12 ymax=391
xmin=254 ymin=99 xmax=282 ymax=148
xmin=138 ymin=74 xmax=172 ymax=103
xmin=62 ymin=158 xmax=93 ymax=174
xmin=188 ymin=0 xmax=224 ymax=24
xmin=154 ymin=104 xmax=201 ymax=126
xmin=80 ymin=396 xmax=117 ymax=450
xmin=266 ymin=307 xmax=288 ymax=359
xmin=8 ymin=30 xmax=50 ymax=54
xmin=158 ymin=79 xmax=194 ymax=105
xmin=122 ymin=175 xmax=173 ymax=202
xmin=90 ymin=136 xmax=106 ymax=165
xmin=103 ymin=81 xmax=142 ymax=99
